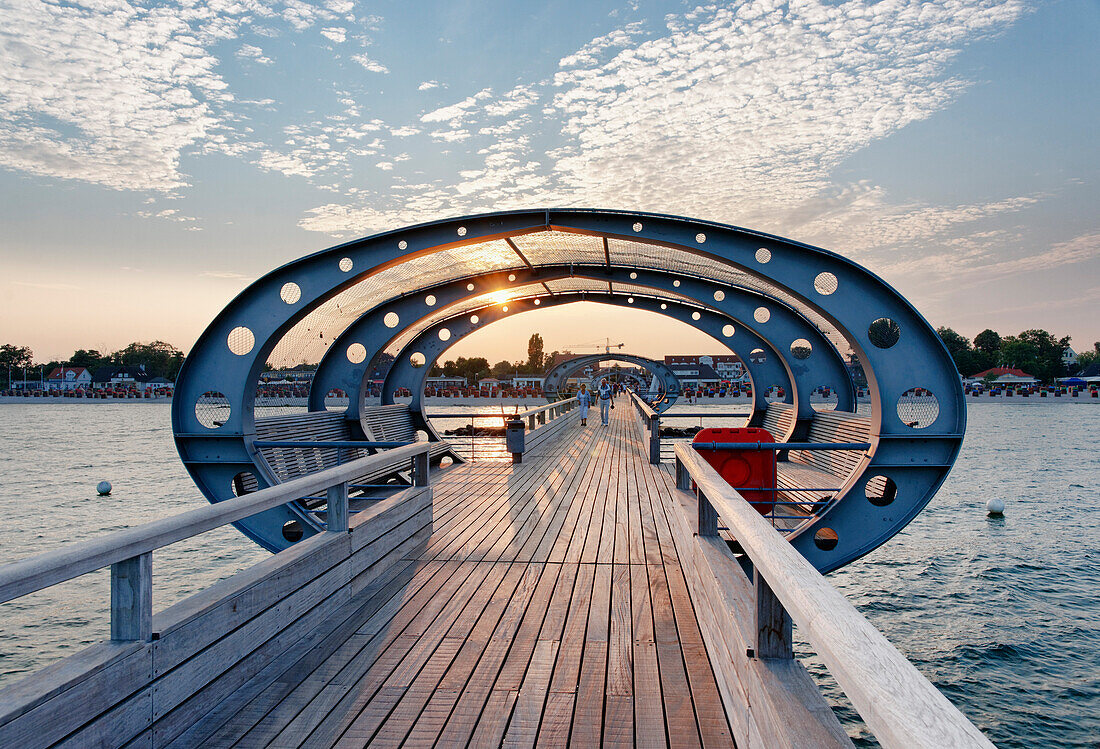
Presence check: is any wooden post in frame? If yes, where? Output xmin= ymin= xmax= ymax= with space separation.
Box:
xmin=528 ymin=414 xmax=536 ymax=431
xmin=538 ymin=410 xmax=546 ymax=425
xmin=412 ymin=451 xmax=430 ymax=487
xmin=753 ymin=568 xmax=793 ymax=659
xmin=327 ymin=481 xmax=348 ymax=532
xmin=111 ymin=552 xmax=151 ymax=642
xmin=676 ymin=456 xmax=691 ymax=491
xmin=698 ymin=490 xmax=718 ymax=537
xmin=649 ymin=414 xmax=661 ymax=465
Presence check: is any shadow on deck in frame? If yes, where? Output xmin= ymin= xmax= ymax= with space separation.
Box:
xmin=194 ymin=404 xmax=733 ymax=747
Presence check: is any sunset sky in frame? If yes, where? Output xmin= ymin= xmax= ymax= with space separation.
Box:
xmin=1 ymin=0 xmax=1096 ymax=364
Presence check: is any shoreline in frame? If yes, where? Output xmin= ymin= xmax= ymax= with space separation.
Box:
xmin=2 ymin=394 xmax=1097 ymax=406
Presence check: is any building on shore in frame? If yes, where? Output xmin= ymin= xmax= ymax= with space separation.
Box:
xmin=91 ymin=365 xmax=154 ymax=389
xmin=45 ymin=366 xmax=92 ymax=392
xmin=966 ymin=366 xmax=1039 ymax=387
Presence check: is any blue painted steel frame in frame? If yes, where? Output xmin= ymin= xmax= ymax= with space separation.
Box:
xmin=173 ymin=208 xmax=964 ymax=571
xmin=310 ymin=264 xmax=852 ymax=422
xmin=539 ymin=353 xmax=681 ymax=409
xmin=378 ymin=293 xmax=787 ymax=423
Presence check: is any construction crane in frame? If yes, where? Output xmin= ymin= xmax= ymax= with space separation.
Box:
xmin=562 ymin=338 xmax=625 ymax=355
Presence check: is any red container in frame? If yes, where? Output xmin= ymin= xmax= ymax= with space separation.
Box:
xmin=692 ymin=427 xmax=777 ymax=515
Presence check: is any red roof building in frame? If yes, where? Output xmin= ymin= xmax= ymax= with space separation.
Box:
xmin=45 ymin=366 xmax=92 ymax=391
xmin=970 ymin=367 xmax=1038 ymax=384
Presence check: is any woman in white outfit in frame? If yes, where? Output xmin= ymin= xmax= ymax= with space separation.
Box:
xmin=577 ymin=383 xmax=592 ymax=426
xmin=598 ymin=379 xmax=613 ymax=426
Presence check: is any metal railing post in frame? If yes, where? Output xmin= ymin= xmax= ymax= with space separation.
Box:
xmin=753 ymin=568 xmax=793 ymax=659
xmin=111 ymin=552 xmax=152 ymax=642
xmin=327 ymin=481 xmax=349 ymax=532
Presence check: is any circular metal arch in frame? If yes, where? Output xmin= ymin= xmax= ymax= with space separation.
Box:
xmin=540 ymin=353 xmax=681 ymax=410
xmin=173 ymin=208 xmax=964 ymax=571
xmin=309 ymin=263 xmax=849 ymax=423
xmin=380 ymin=293 xmax=785 ymax=427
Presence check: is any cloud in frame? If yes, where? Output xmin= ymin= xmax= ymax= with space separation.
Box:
xmin=429 ymin=129 xmax=471 ymax=143
xmin=0 ymin=0 xmax=239 ymax=192
xmin=320 ymin=27 xmax=346 ymax=44
xmin=351 ymin=53 xmax=389 ymax=73
xmin=418 ymin=80 xmax=441 ymax=91
xmin=299 ymin=0 xmax=1029 ymax=237
xmin=237 ymin=44 xmax=273 ymax=64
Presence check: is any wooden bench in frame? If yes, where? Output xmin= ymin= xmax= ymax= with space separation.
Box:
xmin=761 ymin=401 xmax=795 ymax=441
xmin=242 ymin=408 xmax=455 ymax=497
xmin=360 ymin=404 xmax=456 ymax=465
xmin=774 ymin=410 xmax=873 ymax=523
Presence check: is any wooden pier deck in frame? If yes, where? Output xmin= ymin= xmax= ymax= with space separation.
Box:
xmin=0 ymin=395 xmax=993 ymax=749
xmin=200 ymin=404 xmax=733 ymax=747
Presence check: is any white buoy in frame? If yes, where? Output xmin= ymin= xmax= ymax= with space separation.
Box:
xmin=97 ymin=481 xmax=112 ymax=496
xmin=986 ymin=498 xmax=1005 ymax=516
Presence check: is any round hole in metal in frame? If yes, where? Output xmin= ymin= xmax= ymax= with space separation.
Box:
xmin=346 ymin=343 xmax=367 ymax=364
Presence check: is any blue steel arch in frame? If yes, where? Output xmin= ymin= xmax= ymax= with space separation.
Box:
xmin=380 ymin=293 xmax=787 ymax=426
xmin=173 ymin=208 xmax=964 ymax=572
xmin=309 ymin=263 xmax=847 ymax=424
xmin=540 ymin=353 xmax=681 ymax=407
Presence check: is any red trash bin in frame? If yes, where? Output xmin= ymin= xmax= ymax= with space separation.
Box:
xmin=692 ymin=427 xmax=777 ymax=515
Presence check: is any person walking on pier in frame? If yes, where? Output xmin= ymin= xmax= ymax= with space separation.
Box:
xmin=577 ymin=383 xmax=591 ymax=426
xmin=598 ymin=378 xmax=613 ymax=426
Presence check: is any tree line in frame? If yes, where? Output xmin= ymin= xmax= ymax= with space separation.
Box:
xmin=0 ymin=341 xmax=185 ymax=387
xmin=427 ymin=334 xmax=558 ymax=381
xmin=936 ymin=327 xmax=1097 ymax=383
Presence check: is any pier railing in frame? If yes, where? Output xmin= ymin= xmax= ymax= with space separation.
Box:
xmin=427 ymin=397 xmax=577 ymax=462
xmin=507 ymin=397 xmax=578 ymax=461
xmin=629 ymin=391 xmax=662 ymax=463
xmin=672 ymin=442 xmax=994 ymax=748
xmin=0 ymin=442 xmax=431 ymax=642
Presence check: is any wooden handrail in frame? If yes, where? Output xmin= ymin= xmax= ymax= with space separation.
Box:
xmin=673 ymin=442 xmax=995 ymax=749
xmin=515 ymin=396 xmax=577 ymax=420
xmin=0 ymin=442 xmax=431 ymax=606
xmin=629 ymin=390 xmax=659 ymax=420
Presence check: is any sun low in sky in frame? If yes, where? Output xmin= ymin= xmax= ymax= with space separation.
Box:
xmin=0 ymin=0 xmax=1096 ymax=363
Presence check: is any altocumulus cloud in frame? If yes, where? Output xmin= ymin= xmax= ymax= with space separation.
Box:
xmin=0 ymin=0 xmax=360 ymax=193
xmin=297 ymin=0 xmax=1030 ymax=249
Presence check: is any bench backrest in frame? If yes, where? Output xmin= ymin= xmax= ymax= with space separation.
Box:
xmin=254 ymin=411 xmax=363 ymax=482
xmin=361 ymin=404 xmax=418 ymax=443
xmin=789 ymin=410 xmax=871 ymax=478
xmin=762 ymin=401 xmax=795 ymax=440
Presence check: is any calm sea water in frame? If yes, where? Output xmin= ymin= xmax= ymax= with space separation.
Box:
xmin=0 ymin=401 xmax=1096 ymax=747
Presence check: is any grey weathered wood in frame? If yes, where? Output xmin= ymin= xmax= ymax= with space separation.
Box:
xmin=327 ymin=481 xmax=349 ymax=533
xmin=0 ymin=442 xmax=430 ymax=604
xmin=698 ymin=490 xmax=718 ymax=537
xmin=753 ymin=568 xmax=792 ymax=660
xmin=111 ymin=552 xmax=152 ymax=642
xmin=675 ymin=455 xmax=691 ymax=491
xmin=649 ymin=414 xmax=661 ymax=465
xmin=0 ymin=642 xmax=152 ymax=748
xmin=673 ymin=443 xmax=995 ymax=749
xmin=413 ymin=451 xmax=430 ymax=486
xmin=663 ymin=487 xmax=852 ymax=748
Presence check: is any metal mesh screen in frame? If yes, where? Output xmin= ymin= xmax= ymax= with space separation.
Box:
xmin=509 ymin=231 xmax=608 ymax=265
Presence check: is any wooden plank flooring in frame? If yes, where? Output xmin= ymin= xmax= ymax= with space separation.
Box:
xmin=205 ymin=403 xmax=734 ymax=748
